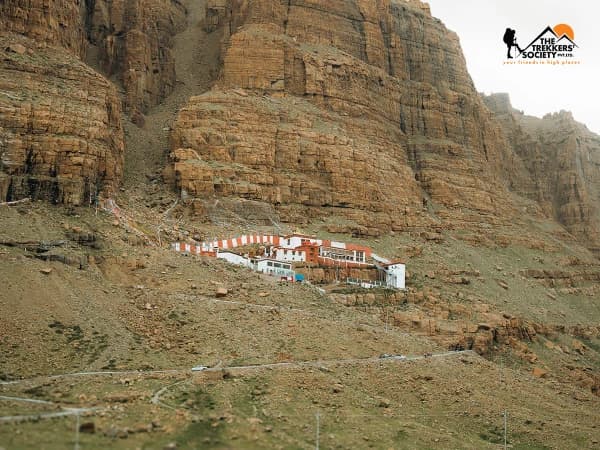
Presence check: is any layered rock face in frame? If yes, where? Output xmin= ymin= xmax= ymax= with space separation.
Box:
xmin=0 ymin=0 xmax=187 ymax=205
xmin=85 ymin=0 xmax=187 ymax=117
xmin=0 ymin=0 xmax=187 ymax=118
xmin=0 ymin=34 xmax=124 ymax=204
xmin=170 ymin=0 xmax=519 ymax=234
xmin=485 ymin=93 xmax=600 ymax=254
xmin=0 ymin=0 xmax=88 ymax=57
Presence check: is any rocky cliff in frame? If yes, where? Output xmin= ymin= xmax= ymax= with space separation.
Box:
xmin=0 ymin=0 xmax=187 ymax=118
xmin=169 ymin=0 xmax=520 ymax=235
xmin=485 ymin=93 xmax=600 ymax=254
xmin=2 ymin=0 xmax=599 ymax=253
xmin=0 ymin=33 xmax=124 ymax=204
xmin=85 ymin=0 xmax=187 ymax=119
xmin=0 ymin=0 xmax=189 ymax=205
xmin=0 ymin=0 xmax=88 ymax=57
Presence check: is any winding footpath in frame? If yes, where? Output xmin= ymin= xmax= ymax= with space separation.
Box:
xmin=0 ymin=395 xmax=102 ymax=424
xmin=149 ymin=351 xmax=476 ymax=410
xmin=1 ymin=350 xmax=477 ymax=422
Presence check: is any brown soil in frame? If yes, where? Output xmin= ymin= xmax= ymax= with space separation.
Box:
xmin=1 ymin=1 xmax=599 ymax=449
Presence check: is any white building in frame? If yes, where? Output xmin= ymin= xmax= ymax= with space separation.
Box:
xmin=272 ymin=247 xmax=307 ymax=263
xmin=215 ymin=251 xmax=295 ymax=279
xmin=216 ymin=251 xmax=251 ymax=267
xmin=384 ymin=263 xmax=406 ymax=290
xmin=253 ymin=258 xmax=295 ymax=278
xmin=279 ymin=234 xmax=322 ymax=249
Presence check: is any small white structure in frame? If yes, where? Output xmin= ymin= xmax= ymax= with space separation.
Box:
xmin=384 ymin=263 xmax=406 ymax=290
xmin=216 ymin=251 xmax=250 ymax=267
xmin=272 ymin=247 xmax=306 ymax=263
xmin=215 ymin=251 xmax=296 ymax=279
xmin=319 ymin=245 xmax=368 ymax=264
xmin=346 ymin=278 xmax=387 ymax=289
xmin=279 ymin=234 xmax=322 ymax=249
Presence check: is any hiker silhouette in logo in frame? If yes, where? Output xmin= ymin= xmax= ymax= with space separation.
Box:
xmin=503 ymin=28 xmax=523 ymax=58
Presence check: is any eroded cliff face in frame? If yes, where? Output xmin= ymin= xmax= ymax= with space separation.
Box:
xmin=170 ymin=0 xmax=519 ymax=234
xmin=0 ymin=0 xmax=187 ymax=118
xmin=0 ymin=0 xmax=88 ymax=57
xmin=0 ymin=0 xmax=189 ymax=205
xmin=485 ymin=93 xmax=600 ymax=254
xmin=85 ymin=0 xmax=187 ymax=118
xmin=0 ymin=34 xmax=124 ymax=205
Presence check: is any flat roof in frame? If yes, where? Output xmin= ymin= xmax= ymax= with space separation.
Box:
xmin=217 ymin=250 xmax=244 ymax=256
xmin=256 ymin=257 xmax=292 ymax=265
xmin=382 ymin=261 xmax=405 ymax=267
xmin=283 ymin=233 xmax=318 ymax=239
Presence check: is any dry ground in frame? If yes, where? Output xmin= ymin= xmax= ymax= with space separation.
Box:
xmin=1 ymin=196 xmax=599 ymax=449
xmin=1 ymin=0 xmax=599 ymax=447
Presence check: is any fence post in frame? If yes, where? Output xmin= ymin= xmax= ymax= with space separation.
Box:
xmin=74 ymin=411 xmax=80 ymax=450
xmin=503 ymin=410 xmax=508 ymax=450
xmin=315 ymin=411 xmax=320 ymax=450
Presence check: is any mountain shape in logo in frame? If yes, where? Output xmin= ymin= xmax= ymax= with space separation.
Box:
xmin=557 ymin=34 xmax=578 ymax=47
xmin=503 ymin=23 xmax=578 ymax=60
xmin=522 ymin=26 xmax=558 ymax=52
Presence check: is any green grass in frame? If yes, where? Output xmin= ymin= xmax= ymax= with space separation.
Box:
xmin=172 ymin=421 xmax=225 ymax=449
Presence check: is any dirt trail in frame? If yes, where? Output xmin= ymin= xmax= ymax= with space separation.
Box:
xmin=122 ymin=0 xmax=222 ymax=189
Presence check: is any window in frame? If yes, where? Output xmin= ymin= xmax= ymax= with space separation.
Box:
xmin=267 ymin=261 xmax=273 ymax=267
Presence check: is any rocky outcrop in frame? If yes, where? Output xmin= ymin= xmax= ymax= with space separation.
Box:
xmin=0 ymin=0 xmax=187 ymax=204
xmin=85 ymin=0 xmax=187 ymax=118
xmin=169 ymin=0 xmax=520 ymax=234
xmin=1 ymin=0 xmax=187 ymax=118
xmin=0 ymin=0 xmax=88 ymax=57
xmin=170 ymin=91 xmax=425 ymax=232
xmin=485 ymin=93 xmax=600 ymax=254
xmin=0 ymin=34 xmax=124 ymax=204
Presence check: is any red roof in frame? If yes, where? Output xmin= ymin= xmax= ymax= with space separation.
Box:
xmin=345 ymin=243 xmax=372 ymax=252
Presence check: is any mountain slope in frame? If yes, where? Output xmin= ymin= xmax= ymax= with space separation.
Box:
xmin=0 ymin=1 xmax=599 ymax=449
xmin=485 ymin=93 xmax=600 ymax=255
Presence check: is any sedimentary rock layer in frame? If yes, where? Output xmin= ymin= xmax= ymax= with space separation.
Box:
xmin=170 ymin=0 xmax=519 ymax=234
xmin=0 ymin=34 xmax=124 ymax=205
xmin=1 ymin=0 xmax=187 ymax=116
xmin=0 ymin=0 xmax=88 ymax=57
xmin=484 ymin=93 xmax=600 ymax=254
xmin=85 ymin=0 xmax=187 ymax=116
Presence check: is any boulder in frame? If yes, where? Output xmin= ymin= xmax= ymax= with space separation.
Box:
xmin=79 ymin=422 xmax=96 ymax=434
xmin=215 ymin=287 xmax=229 ymax=298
